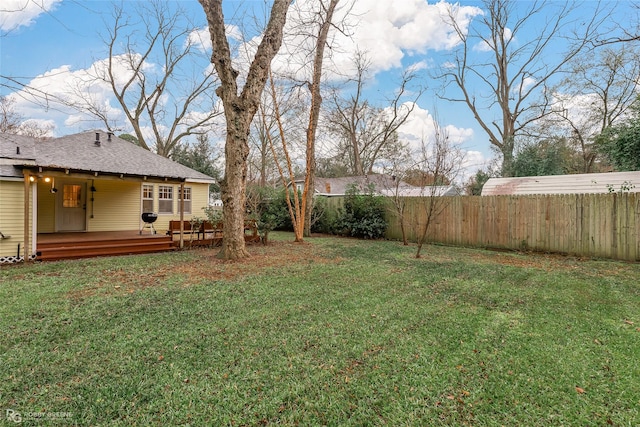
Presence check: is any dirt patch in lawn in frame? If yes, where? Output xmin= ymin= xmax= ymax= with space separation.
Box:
xmin=67 ymin=241 xmax=337 ymax=301
xmin=464 ymin=247 xmax=638 ymax=277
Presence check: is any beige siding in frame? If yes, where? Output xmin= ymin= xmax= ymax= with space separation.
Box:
xmin=0 ymin=180 xmax=33 ymax=259
xmin=37 ymin=179 xmax=142 ymax=232
xmin=88 ymin=180 xmax=141 ymax=231
xmin=37 ymin=181 xmax=56 ymax=233
xmin=144 ymin=182 xmax=210 ymax=233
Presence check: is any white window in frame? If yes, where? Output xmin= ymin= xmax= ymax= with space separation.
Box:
xmin=142 ymin=184 xmax=154 ymax=213
xmin=158 ymin=185 xmax=173 ymax=214
xmin=178 ymin=186 xmax=192 ymax=214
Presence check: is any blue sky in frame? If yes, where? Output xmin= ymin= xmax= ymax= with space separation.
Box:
xmin=1 ymin=0 xmax=636 ymax=179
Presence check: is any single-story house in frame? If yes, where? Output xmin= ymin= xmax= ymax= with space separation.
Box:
xmin=481 ymin=171 xmax=640 ymax=196
xmin=0 ymin=130 xmax=216 ymax=263
xmin=291 ymin=174 xmax=459 ymax=198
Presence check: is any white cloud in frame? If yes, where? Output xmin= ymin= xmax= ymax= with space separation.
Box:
xmin=0 ymin=0 xmax=62 ymax=32
xmin=8 ymin=57 xmax=145 ymax=134
xmin=200 ymin=0 xmax=482 ymax=83
xmin=345 ymin=0 xmax=482 ymax=72
xmin=394 ymin=103 xmax=485 ymax=183
xmin=406 ymin=60 xmax=429 ymax=74
xmin=187 ymin=24 xmax=242 ymax=52
xmin=517 ymin=76 xmax=536 ymax=94
xmin=396 ymin=103 xmax=475 ymax=149
xmin=473 ymin=27 xmax=513 ymax=53
xmin=9 ymin=53 xmax=224 ymax=140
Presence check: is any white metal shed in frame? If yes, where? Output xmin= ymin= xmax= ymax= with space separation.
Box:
xmin=481 ymin=171 xmax=640 ymax=195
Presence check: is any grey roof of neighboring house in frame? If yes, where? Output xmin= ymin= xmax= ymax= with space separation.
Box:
xmin=308 ymin=174 xmax=403 ymax=196
xmin=300 ymin=174 xmax=459 ymax=197
xmin=379 ymin=185 xmax=460 ymax=197
xmin=481 ymin=171 xmax=640 ymax=195
xmin=0 ymin=130 xmax=215 ymax=182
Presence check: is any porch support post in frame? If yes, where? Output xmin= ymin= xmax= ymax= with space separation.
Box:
xmin=23 ymin=170 xmax=30 ymax=262
xmin=32 ymin=181 xmax=37 ymax=256
xmin=179 ymin=182 xmax=185 ymax=249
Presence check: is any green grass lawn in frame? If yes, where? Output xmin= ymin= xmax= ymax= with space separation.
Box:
xmin=1 ymin=233 xmax=639 ymax=426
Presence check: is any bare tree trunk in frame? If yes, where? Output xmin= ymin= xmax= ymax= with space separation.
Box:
xmin=199 ymin=0 xmax=289 ymax=260
xmin=413 ymin=114 xmax=464 ymax=258
xmin=302 ymin=0 xmax=340 ymax=237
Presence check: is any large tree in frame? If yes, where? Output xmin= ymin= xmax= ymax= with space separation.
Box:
xmin=511 ymin=137 xmax=576 ymax=177
xmin=0 ymin=95 xmax=21 ymax=133
xmin=597 ymin=96 xmax=640 ymax=171
xmin=438 ymin=0 xmax=609 ymax=176
xmin=544 ymin=44 xmax=640 ymax=173
xmin=199 ymin=0 xmax=289 ymax=260
xmin=0 ymin=95 xmax=53 ymax=137
xmin=265 ymin=0 xmax=341 ymax=242
xmin=171 ymin=134 xmax=222 ymax=193
xmin=76 ymin=0 xmax=222 ymax=157
xmin=327 ymin=51 xmax=422 ymax=176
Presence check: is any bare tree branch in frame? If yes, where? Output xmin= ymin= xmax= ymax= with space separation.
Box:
xmin=436 ymin=0 xmax=611 ymax=176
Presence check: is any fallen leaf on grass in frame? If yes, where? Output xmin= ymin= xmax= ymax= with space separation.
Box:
xmin=623 ymin=319 xmax=634 ymax=325
xmin=575 ymin=386 xmax=585 ymax=394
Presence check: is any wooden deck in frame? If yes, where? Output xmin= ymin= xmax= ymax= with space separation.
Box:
xmin=36 ymin=231 xmax=174 ymax=261
xmin=36 ymin=226 xmax=262 ymax=261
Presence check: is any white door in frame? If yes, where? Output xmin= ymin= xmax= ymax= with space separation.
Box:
xmin=56 ymin=181 xmax=87 ymax=232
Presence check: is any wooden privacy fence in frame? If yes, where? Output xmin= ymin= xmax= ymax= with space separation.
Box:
xmin=383 ymin=194 xmax=640 ymax=261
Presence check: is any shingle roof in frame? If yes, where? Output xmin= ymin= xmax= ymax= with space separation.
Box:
xmin=481 ymin=171 xmax=640 ymax=195
xmin=0 ymin=133 xmax=38 ymax=178
xmin=1 ymin=130 xmax=215 ymax=182
xmin=301 ymin=174 xmax=459 ymax=197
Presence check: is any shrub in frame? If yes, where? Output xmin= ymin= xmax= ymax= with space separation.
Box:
xmin=337 ymin=184 xmax=387 ymax=239
xmin=246 ymin=186 xmax=291 ymax=243
xmin=311 ymin=197 xmax=341 ymax=235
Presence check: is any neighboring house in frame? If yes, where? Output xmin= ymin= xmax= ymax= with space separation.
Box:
xmin=0 ymin=130 xmax=216 ymax=263
xmin=481 ymin=171 xmax=640 ymax=196
xmin=291 ymin=174 xmax=459 ymax=198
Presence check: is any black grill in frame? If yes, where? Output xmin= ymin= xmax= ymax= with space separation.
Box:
xmin=140 ymin=212 xmax=158 ymax=234
xmin=142 ymin=212 xmax=158 ymax=223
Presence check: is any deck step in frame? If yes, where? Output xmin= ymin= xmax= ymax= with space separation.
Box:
xmin=37 ymin=236 xmax=174 ymax=261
